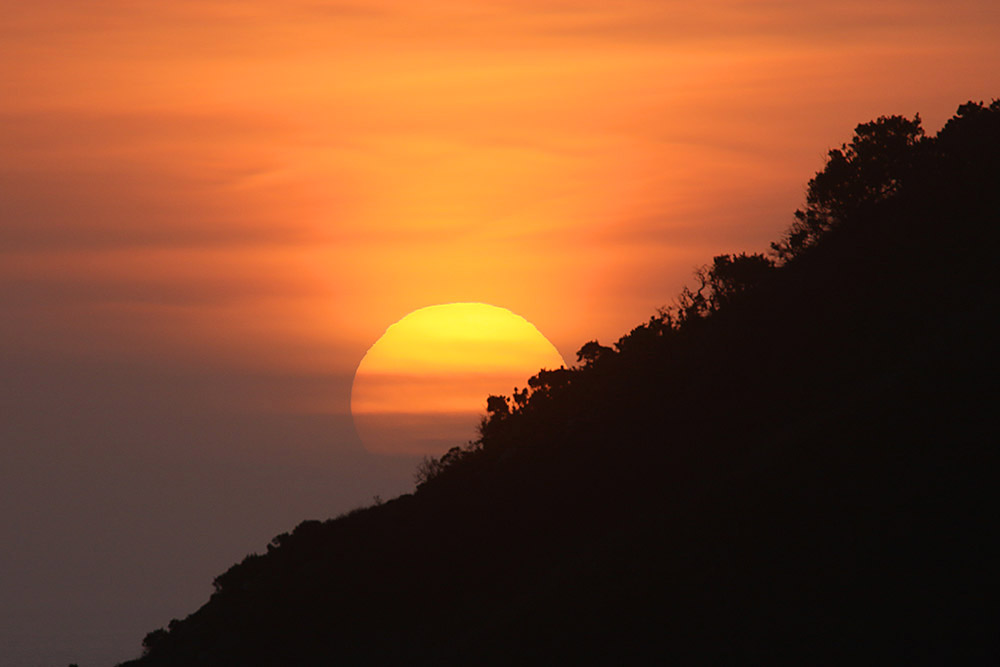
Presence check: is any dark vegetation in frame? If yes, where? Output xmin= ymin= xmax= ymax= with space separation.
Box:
xmin=122 ymin=101 xmax=999 ymax=665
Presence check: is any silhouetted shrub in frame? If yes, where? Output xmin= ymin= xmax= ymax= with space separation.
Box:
xmin=772 ymin=114 xmax=925 ymax=259
xmin=576 ymin=340 xmax=615 ymax=367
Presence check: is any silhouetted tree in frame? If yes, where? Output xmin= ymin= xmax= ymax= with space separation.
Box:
xmin=675 ymin=277 xmax=709 ymax=324
xmin=527 ymin=368 xmax=572 ymax=396
xmin=414 ymin=455 xmax=446 ymax=487
xmin=772 ymin=114 xmax=925 ymax=259
xmin=704 ymin=253 xmax=774 ymax=310
xmin=935 ymin=100 xmax=1000 ymax=206
xmin=937 ymin=100 xmax=1000 ymax=155
xmin=614 ymin=314 xmax=672 ymax=356
xmin=476 ymin=394 xmax=514 ymax=442
xmin=486 ymin=394 xmax=510 ymax=417
xmin=668 ymin=253 xmax=774 ymax=324
xmin=576 ymin=340 xmax=614 ymax=367
xmin=512 ymin=386 xmax=530 ymax=409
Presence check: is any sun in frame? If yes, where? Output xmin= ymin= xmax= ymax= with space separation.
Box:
xmin=351 ymin=303 xmax=566 ymax=455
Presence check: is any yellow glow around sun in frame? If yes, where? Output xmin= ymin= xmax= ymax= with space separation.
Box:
xmin=351 ymin=303 xmax=565 ymax=455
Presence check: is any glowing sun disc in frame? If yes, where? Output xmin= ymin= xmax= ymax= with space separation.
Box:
xmin=351 ymin=302 xmax=565 ymax=455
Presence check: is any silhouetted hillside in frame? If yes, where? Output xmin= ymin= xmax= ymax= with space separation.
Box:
xmin=120 ymin=101 xmax=999 ymax=666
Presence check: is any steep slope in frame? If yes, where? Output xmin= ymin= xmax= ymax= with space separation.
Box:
xmin=122 ymin=102 xmax=999 ymax=666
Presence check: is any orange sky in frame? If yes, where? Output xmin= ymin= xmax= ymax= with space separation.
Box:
xmin=1 ymin=3 xmax=998 ymax=662
xmin=6 ymin=0 xmax=999 ymax=406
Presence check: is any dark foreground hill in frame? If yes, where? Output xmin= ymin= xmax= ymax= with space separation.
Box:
xmin=122 ymin=102 xmax=999 ymax=666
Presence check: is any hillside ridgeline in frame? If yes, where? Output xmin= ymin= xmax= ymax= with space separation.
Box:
xmin=123 ymin=101 xmax=999 ymax=666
